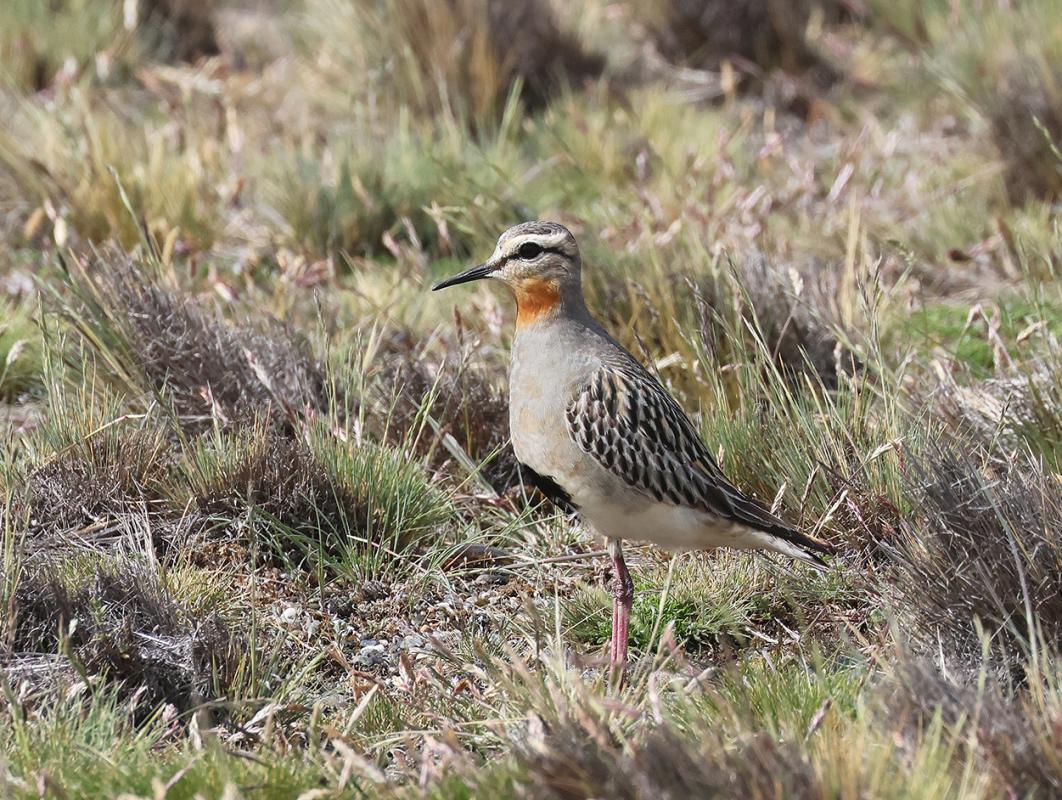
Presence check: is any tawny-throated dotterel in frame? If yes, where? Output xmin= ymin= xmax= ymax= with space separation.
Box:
xmin=433 ymin=221 xmax=832 ymax=670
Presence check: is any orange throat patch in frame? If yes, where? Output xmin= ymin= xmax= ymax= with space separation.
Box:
xmin=515 ymin=279 xmax=561 ymax=327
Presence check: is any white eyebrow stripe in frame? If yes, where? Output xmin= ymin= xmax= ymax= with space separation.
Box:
xmin=504 ymin=231 xmax=571 ymax=255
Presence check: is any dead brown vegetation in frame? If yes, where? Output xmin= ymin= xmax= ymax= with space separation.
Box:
xmin=63 ymin=255 xmax=329 ymax=434
xmin=9 ymin=560 xmax=240 ymax=718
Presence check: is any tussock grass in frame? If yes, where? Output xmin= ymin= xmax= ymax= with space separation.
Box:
xmin=0 ymin=300 xmax=41 ymax=401
xmin=656 ymin=254 xmax=910 ymax=555
xmin=0 ymin=93 xmax=231 ymax=250
xmin=10 ymin=380 xmax=172 ymax=542
xmin=470 ymin=649 xmax=981 ymax=800
xmin=302 ymin=0 xmax=603 ymax=128
xmin=886 ymin=655 xmax=1062 ymax=798
xmin=933 ymin=0 xmax=1062 ymax=203
xmin=367 ymin=327 xmax=519 ymax=492
xmin=515 ymin=713 xmax=819 ymax=799
xmin=892 ymin=443 xmax=1062 ymax=668
xmin=178 ymin=423 xmax=454 ymax=575
xmin=868 ymin=0 xmax=1062 ymax=203
xmin=20 ymin=424 xmax=170 ymax=542
xmin=0 ymin=0 xmax=217 ymax=94
xmin=267 ymin=110 xmax=528 ymax=259
xmin=641 ymin=0 xmax=844 ymax=86
xmin=9 ymin=556 xmax=240 ymax=715
xmin=0 ymin=1 xmax=129 ymax=92
xmin=0 ymin=684 xmax=325 ymax=799
xmin=566 ymin=552 xmax=855 ymax=659
xmin=136 ymin=0 xmax=219 ymax=64
xmin=57 ymin=252 xmax=329 ymax=433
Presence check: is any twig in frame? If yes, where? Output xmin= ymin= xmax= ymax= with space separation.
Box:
xmin=804 ymin=697 xmax=833 ymax=743
xmin=509 ymin=550 xmax=608 ymax=568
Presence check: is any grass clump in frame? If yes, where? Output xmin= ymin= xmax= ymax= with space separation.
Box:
xmin=19 ymin=427 xmax=170 ymax=541
xmin=368 ymin=328 xmax=519 ymax=493
xmin=60 ymin=253 xmax=328 ymax=433
xmin=489 ymin=652 xmax=968 ymax=800
xmin=0 ymin=0 xmax=218 ymax=94
xmin=566 ymin=553 xmax=850 ymax=658
xmin=516 ymin=717 xmax=817 ymax=800
xmin=268 ymin=114 xmax=527 ymax=259
xmin=684 ymin=271 xmax=906 ymax=554
xmin=936 ymin=0 xmax=1062 ymax=203
xmin=639 ymin=0 xmax=844 ymax=99
xmin=179 ymin=425 xmax=453 ymax=575
xmin=303 ymin=0 xmax=603 ymax=128
xmin=888 ymin=657 xmax=1062 ymax=798
xmin=8 ymin=558 xmax=240 ymax=717
xmin=0 ymin=301 xmax=41 ymax=401
xmin=869 ymin=0 xmax=1062 ymax=204
xmin=892 ymin=443 xmax=1062 ymax=667
xmin=699 ymin=253 xmax=858 ymax=390
xmin=0 ymin=1 xmax=127 ymax=92
xmin=135 ymin=0 xmax=219 ymax=64
xmin=0 ymin=96 xmax=230 ymax=251
xmin=11 ymin=385 xmax=172 ymax=542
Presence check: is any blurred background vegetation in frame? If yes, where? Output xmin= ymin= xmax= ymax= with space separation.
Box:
xmin=0 ymin=1 xmax=1061 ymax=798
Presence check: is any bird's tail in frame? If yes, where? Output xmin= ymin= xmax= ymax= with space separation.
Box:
xmin=725 ymin=490 xmax=835 ymax=568
xmin=759 ymin=524 xmax=834 ymax=570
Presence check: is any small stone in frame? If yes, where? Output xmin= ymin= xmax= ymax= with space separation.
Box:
xmin=400 ymin=634 xmax=426 ymax=650
xmin=361 ymin=580 xmax=390 ymax=601
xmin=354 ymin=643 xmax=387 ymax=670
xmin=474 ymin=572 xmax=510 ymax=587
xmin=280 ymin=607 xmax=299 ymax=623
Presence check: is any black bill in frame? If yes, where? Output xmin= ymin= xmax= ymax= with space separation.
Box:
xmin=431 ymin=262 xmax=494 ymax=291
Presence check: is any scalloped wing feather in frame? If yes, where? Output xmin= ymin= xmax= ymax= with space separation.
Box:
xmin=564 ymin=358 xmax=831 ymax=562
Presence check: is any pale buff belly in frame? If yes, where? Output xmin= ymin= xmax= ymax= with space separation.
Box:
xmin=578 ymin=494 xmax=763 ymax=551
xmin=511 ymin=402 xmax=753 ymax=550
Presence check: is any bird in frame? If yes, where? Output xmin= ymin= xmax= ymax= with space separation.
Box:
xmin=432 ymin=221 xmax=832 ymax=671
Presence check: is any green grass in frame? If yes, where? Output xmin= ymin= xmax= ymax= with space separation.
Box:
xmin=566 ymin=552 xmax=854 ymax=657
xmin=0 ymin=301 xmax=41 ymax=401
xmin=903 ymin=298 xmax=1062 ymax=375
xmin=0 ymin=689 xmax=333 ymax=800
xmin=0 ymin=0 xmax=129 ymax=92
xmin=0 ymin=95 xmax=230 ymax=251
xmin=247 ymin=430 xmax=455 ymax=580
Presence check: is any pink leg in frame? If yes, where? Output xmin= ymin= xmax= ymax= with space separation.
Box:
xmin=610 ymin=586 xmax=619 ymax=659
xmin=608 ymin=539 xmax=634 ymax=672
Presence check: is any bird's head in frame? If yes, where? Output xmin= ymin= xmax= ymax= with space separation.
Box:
xmin=432 ymin=221 xmax=583 ymax=326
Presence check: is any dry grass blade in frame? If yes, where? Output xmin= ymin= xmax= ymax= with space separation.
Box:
xmin=57 ymin=252 xmax=328 ymax=434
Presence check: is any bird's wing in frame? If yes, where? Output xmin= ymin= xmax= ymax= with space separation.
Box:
xmin=564 ymin=359 xmax=831 ymax=559
xmin=517 ymin=461 xmax=579 ymax=515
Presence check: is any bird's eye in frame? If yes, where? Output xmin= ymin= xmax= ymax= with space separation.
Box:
xmin=518 ymin=242 xmax=543 ymax=260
